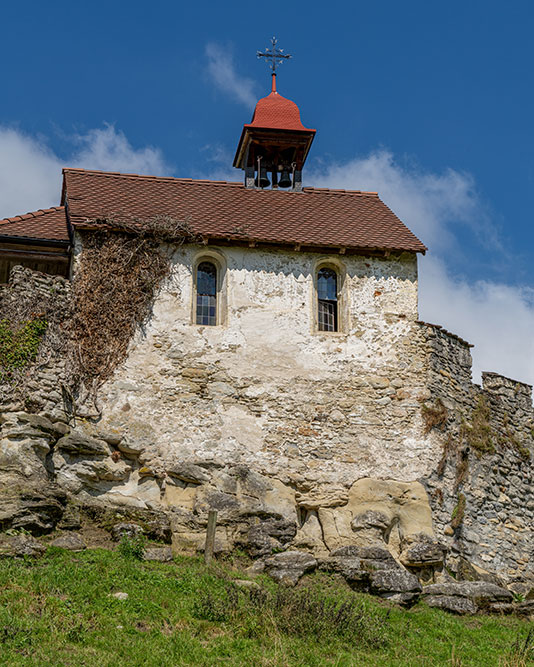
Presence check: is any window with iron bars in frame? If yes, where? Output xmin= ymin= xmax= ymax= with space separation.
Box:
xmin=317 ymin=267 xmax=338 ymax=332
xmin=196 ymin=261 xmax=217 ymax=326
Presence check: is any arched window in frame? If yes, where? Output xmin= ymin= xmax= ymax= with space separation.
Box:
xmin=196 ymin=261 xmax=217 ymax=325
xmin=317 ymin=267 xmax=338 ymax=332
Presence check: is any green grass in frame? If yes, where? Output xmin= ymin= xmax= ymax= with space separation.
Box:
xmin=0 ymin=548 xmax=532 ymax=666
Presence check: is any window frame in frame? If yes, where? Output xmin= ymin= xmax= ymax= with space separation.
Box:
xmin=191 ymin=250 xmax=227 ymax=327
xmin=312 ymin=258 xmax=347 ymax=335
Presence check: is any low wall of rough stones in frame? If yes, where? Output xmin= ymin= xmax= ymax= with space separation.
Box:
xmin=419 ymin=322 xmax=534 ymax=583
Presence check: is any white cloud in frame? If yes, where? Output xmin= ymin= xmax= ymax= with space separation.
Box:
xmin=0 ymin=127 xmax=63 ymax=218
xmin=419 ymin=257 xmax=534 ymax=386
xmin=71 ymin=125 xmax=171 ymax=176
xmin=309 ymin=151 xmax=534 ymax=387
xmin=205 ymin=43 xmax=257 ymax=109
xmin=0 ymin=124 xmax=172 ymax=219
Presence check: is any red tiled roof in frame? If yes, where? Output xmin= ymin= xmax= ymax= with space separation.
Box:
xmin=63 ymin=168 xmax=427 ymax=254
xmin=246 ymin=91 xmax=314 ymax=132
xmin=0 ymin=207 xmax=69 ymax=243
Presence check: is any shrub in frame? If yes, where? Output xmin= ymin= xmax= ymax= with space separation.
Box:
xmin=192 ymin=581 xmax=389 ymax=647
xmin=422 ymin=399 xmax=448 ymax=435
xmin=0 ymin=317 xmax=47 ymax=382
xmin=117 ymin=534 xmax=146 ymax=560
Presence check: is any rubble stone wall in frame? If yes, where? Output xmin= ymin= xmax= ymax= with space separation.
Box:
xmin=419 ymin=322 xmax=534 ymax=583
xmin=0 ymin=265 xmax=70 ymax=416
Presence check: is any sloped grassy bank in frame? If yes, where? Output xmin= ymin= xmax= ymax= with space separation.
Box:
xmin=0 ymin=548 xmax=532 ymax=666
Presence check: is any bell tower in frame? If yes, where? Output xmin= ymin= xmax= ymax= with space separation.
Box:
xmin=233 ymin=38 xmax=316 ymax=191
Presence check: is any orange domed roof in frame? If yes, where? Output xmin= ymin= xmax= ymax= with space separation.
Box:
xmin=245 ymin=76 xmax=314 ymax=132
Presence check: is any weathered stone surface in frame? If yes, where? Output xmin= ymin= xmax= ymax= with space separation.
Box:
xmin=400 ymin=534 xmax=446 ymax=568
xmin=244 ymin=518 xmax=297 ymax=557
xmin=56 ymin=432 xmax=110 ymax=457
xmin=369 ymin=568 xmax=422 ymax=604
xmin=264 ymin=551 xmax=317 ymax=586
xmin=111 ymin=523 xmax=144 ymax=541
xmin=425 ymin=595 xmax=477 ymax=615
xmin=166 ymin=462 xmax=210 ymax=484
xmin=50 ymin=532 xmax=86 ymax=551
xmin=15 ymin=413 xmax=69 ymax=437
xmin=490 ymin=600 xmax=534 ymax=616
xmin=320 ymin=478 xmax=437 ymax=554
xmin=0 ymin=484 xmax=66 ymax=534
xmin=423 ymin=582 xmax=513 ymax=604
xmin=293 ymin=513 xmax=328 ymax=554
xmin=144 ymin=546 xmax=173 ymax=562
xmin=455 ymin=557 xmax=505 ymax=587
xmin=0 ymin=534 xmax=46 ymax=558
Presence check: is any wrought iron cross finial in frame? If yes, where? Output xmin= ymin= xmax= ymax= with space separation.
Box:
xmin=257 ymin=37 xmax=292 ymax=74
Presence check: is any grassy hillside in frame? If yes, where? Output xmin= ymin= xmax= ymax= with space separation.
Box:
xmin=0 ymin=547 xmax=532 ymax=666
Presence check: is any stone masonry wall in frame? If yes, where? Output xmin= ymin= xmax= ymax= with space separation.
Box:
xmin=420 ymin=322 xmax=534 ymax=583
xmin=0 ymin=265 xmax=70 ymax=417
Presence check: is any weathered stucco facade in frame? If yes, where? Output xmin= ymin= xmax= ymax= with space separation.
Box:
xmin=95 ymin=243 xmax=436 ymax=486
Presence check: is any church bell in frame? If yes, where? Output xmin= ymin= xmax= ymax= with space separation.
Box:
xmin=255 ymin=164 xmax=270 ymax=188
xmin=278 ymin=168 xmax=291 ymax=188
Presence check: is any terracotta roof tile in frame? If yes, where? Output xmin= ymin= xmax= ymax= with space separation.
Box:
xmin=0 ymin=206 xmax=69 ymax=242
xmin=62 ymin=168 xmax=426 ymax=254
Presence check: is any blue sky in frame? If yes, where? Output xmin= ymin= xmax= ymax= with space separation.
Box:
xmin=1 ymin=0 xmax=534 ymax=384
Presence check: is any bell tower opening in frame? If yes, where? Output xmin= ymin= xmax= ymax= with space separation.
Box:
xmin=233 ymin=38 xmax=316 ymax=191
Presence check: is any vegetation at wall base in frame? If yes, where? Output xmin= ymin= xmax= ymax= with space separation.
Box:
xmin=0 ymin=548 xmax=532 ymax=666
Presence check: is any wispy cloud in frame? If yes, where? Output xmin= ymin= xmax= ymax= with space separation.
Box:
xmin=0 ymin=124 xmax=172 ymax=218
xmin=205 ymin=43 xmax=257 ymax=109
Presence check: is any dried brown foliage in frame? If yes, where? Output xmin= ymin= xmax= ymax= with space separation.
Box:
xmin=68 ymin=215 xmax=198 ymax=400
xmin=422 ymin=398 xmax=448 ymax=435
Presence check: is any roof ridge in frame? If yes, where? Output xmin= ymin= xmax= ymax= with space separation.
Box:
xmin=302 ymin=186 xmax=379 ymax=197
xmin=63 ymin=168 xmax=380 ymax=197
xmin=0 ymin=206 xmax=65 ymax=225
xmin=62 ymin=167 xmax=244 ymax=187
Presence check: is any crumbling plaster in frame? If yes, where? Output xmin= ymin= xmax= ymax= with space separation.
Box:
xmin=94 ymin=243 xmax=440 ymax=486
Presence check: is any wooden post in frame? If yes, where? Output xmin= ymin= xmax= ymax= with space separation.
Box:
xmin=204 ymin=509 xmax=217 ymax=565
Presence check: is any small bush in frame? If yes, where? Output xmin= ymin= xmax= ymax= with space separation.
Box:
xmin=117 ymin=534 xmax=145 ymax=560
xmin=451 ymin=493 xmax=466 ymax=530
xmin=422 ymin=399 xmax=448 ymax=435
xmin=462 ymin=397 xmax=494 ymax=456
xmin=0 ymin=317 xmax=47 ymax=382
xmin=192 ymin=581 xmax=388 ymax=647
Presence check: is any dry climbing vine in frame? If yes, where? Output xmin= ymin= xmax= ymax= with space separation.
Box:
xmin=67 ymin=215 xmax=199 ymax=401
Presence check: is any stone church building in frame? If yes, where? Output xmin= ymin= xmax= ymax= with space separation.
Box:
xmin=0 ymin=72 xmax=532 ymax=599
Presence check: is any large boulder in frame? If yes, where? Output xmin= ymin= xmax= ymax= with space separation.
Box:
xmin=0 ymin=533 xmax=46 ymax=558
xmin=55 ymin=432 xmax=111 ymax=457
xmin=50 ymin=532 xmax=86 ymax=551
xmin=368 ymin=568 xmax=422 ymax=604
xmin=320 ymin=545 xmax=421 ymax=604
xmin=425 ymin=595 xmax=477 ymax=615
xmin=264 ymin=551 xmax=317 ymax=586
xmin=422 ymin=581 xmax=513 ymax=614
